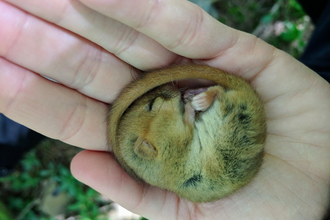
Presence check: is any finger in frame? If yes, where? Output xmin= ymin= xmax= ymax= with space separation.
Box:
xmin=78 ymin=0 xmax=273 ymax=74
xmin=71 ymin=150 xmax=330 ymax=220
xmin=71 ymin=150 xmax=180 ymax=220
xmin=0 ymin=1 xmax=135 ymax=103
xmin=2 ymin=0 xmax=176 ymax=70
xmin=78 ymin=0 xmax=327 ymax=101
xmin=78 ymin=0 xmax=236 ymax=58
xmin=0 ymin=58 xmax=108 ymax=150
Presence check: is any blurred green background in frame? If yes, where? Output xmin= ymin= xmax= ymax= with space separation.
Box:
xmin=0 ymin=0 xmax=312 ymax=219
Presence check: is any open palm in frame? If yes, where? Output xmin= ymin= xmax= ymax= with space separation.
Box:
xmin=0 ymin=0 xmax=329 ymax=219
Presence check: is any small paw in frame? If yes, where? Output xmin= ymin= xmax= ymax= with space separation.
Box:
xmin=184 ymin=88 xmax=208 ymax=101
xmin=191 ymin=92 xmax=215 ymax=111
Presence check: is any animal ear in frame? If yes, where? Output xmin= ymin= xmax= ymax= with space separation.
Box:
xmin=134 ymin=136 xmax=158 ymax=159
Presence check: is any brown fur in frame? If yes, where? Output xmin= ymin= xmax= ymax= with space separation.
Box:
xmin=108 ymin=64 xmax=266 ymax=203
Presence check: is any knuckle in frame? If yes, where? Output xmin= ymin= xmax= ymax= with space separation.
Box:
xmin=165 ymin=5 xmax=205 ymax=51
xmin=58 ymin=101 xmax=87 ymax=142
xmin=133 ymin=0 xmax=161 ymax=29
xmin=112 ymin=28 xmax=139 ymax=56
xmin=70 ymin=47 xmax=103 ymax=91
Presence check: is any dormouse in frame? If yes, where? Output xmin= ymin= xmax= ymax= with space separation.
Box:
xmin=108 ymin=64 xmax=266 ymax=203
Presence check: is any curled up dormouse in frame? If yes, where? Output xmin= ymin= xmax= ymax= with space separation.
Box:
xmin=108 ymin=64 xmax=266 ymax=203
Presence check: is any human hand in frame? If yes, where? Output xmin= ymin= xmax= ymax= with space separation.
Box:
xmin=1 ymin=0 xmax=329 ymax=219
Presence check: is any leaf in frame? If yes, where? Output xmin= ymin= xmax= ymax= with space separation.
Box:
xmin=8 ymin=198 xmax=25 ymax=210
xmin=288 ymin=0 xmax=305 ymax=18
xmin=86 ymin=188 xmax=97 ymax=197
xmin=260 ymin=14 xmax=273 ymax=24
xmin=280 ymin=21 xmax=299 ymax=42
xmin=67 ymin=202 xmax=84 ymax=211
xmin=228 ymin=6 xmax=245 ymax=22
xmin=39 ymin=169 xmax=52 ymax=177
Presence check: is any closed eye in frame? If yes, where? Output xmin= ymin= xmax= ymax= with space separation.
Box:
xmin=148 ymin=98 xmax=156 ymax=111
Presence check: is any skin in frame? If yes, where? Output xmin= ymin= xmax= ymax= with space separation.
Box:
xmin=0 ymin=0 xmax=329 ymax=219
xmin=110 ymin=64 xmax=266 ymax=203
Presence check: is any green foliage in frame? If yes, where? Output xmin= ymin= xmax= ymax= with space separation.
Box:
xmin=258 ymin=0 xmax=309 ymax=57
xmin=0 ymin=148 xmax=110 ymax=219
xmin=280 ymin=21 xmax=300 ymax=42
xmin=228 ymin=6 xmax=245 ymax=23
xmin=195 ymin=0 xmax=310 ymax=58
xmin=67 ymin=187 xmax=100 ymax=219
xmin=0 ymin=200 xmax=13 ymax=220
xmin=260 ymin=14 xmax=274 ymax=24
xmin=0 ymin=150 xmax=42 ymax=192
xmin=213 ymin=0 xmax=276 ymax=32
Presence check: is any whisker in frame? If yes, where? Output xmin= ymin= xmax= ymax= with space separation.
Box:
xmin=157 ymin=99 xmax=165 ymax=114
